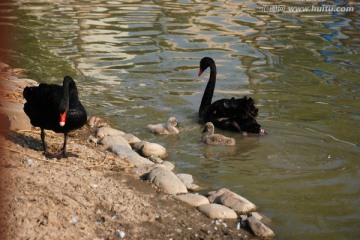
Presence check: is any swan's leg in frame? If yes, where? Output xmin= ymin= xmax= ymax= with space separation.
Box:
xmin=40 ymin=128 xmax=48 ymax=155
xmin=61 ymin=132 xmax=68 ymax=158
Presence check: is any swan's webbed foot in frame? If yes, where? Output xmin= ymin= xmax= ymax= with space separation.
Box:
xmin=60 ymin=149 xmax=68 ymax=158
xmin=43 ymin=150 xmax=50 ymax=157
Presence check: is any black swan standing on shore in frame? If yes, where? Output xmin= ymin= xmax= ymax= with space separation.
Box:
xmin=198 ymin=57 xmax=264 ymax=135
xmin=23 ymin=76 xmax=87 ymax=157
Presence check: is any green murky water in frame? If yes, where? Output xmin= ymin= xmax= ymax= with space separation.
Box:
xmin=6 ymin=0 xmax=360 ymax=239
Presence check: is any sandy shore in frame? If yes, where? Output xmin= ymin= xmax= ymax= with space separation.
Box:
xmin=0 ymin=64 xmax=253 ymax=239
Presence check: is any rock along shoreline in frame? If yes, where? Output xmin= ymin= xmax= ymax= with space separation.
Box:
xmin=0 ymin=62 xmax=275 ymax=239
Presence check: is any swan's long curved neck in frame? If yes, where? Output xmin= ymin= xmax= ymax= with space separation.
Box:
xmin=65 ymin=79 xmax=80 ymax=109
xmin=59 ymin=80 xmax=70 ymax=112
xmin=199 ymin=65 xmax=216 ymax=118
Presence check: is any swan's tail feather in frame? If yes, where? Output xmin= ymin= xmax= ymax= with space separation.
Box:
xmin=236 ymin=96 xmax=259 ymax=118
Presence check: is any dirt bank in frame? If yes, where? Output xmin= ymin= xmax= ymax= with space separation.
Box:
xmin=0 ymin=64 xmax=253 ymax=239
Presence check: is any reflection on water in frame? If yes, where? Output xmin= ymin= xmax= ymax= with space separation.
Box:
xmin=8 ymin=0 xmax=360 ymax=239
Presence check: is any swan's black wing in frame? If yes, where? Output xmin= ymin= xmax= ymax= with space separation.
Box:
xmin=65 ymin=102 xmax=87 ymax=132
xmin=210 ymin=116 xmax=261 ymax=133
xmin=203 ymin=98 xmax=237 ymax=122
xmin=64 ymin=81 xmax=87 ymax=132
xmin=211 ymin=117 xmax=242 ymax=132
xmin=203 ymin=98 xmax=242 ymax=132
xmin=23 ymin=84 xmax=63 ymax=129
xmin=23 ymin=82 xmax=87 ymax=133
xmin=235 ymin=97 xmax=258 ymax=118
xmin=203 ymin=96 xmax=261 ymax=133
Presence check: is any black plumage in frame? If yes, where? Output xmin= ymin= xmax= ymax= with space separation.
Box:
xmin=198 ymin=57 xmax=264 ymax=134
xmin=23 ymin=76 xmax=87 ymax=157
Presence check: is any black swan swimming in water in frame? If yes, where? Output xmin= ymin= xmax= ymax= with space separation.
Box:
xmin=23 ymin=76 xmax=87 ymax=157
xmin=198 ymin=57 xmax=264 ymax=134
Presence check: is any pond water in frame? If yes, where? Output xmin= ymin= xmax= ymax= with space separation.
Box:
xmin=6 ymin=0 xmax=360 ymax=239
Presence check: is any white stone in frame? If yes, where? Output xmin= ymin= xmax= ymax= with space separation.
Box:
xmin=206 ymin=191 xmax=217 ymax=197
xmin=197 ymin=203 xmax=237 ymax=219
xmin=132 ymin=141 xmax=147 ymax=151
xmin=161 ymin=161 xmax=174 ymax=171
xmin=122 ymin=133 xmax=141 ymax=145
xmin=141 ymin=142 xmax=168 ymax=159
xmin=208 ymin=188 xmax=256 ymax=213
xmin=187 ymin=183 xmax=200 ymax=191
xmin=176 ymin=173 xmax=193 ymax=186
xmin=108 ymin=145 xmax=134 ymax=158
xmin=126 ymin=154 xmax=155 ymax=167
xmin=250 ymin=212 xmax=272 ymax=226
xmin=96 ymin=126 xmax=125 ymax=138
xmin=106 ymin=144 xmax=154 ymax=168
xmin=148 ymin=156 xmax=163 ymax=164
xmin=247 ymin=216 xmax=275 ymax=238
xmin=100 ymin=135 xmax=131 ymax=150
xmin=175 ymin=193 xmax=209 ymax=207
xmin=176 ymin=173 xmax=199 ymax=190
xmin=148 ymin=168 xmax=187 ymax=195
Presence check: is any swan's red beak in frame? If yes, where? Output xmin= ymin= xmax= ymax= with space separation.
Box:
xmin=60 ymin=112 xmax=66 ymax=127
xmin=198 ymin=69 xmax=204 ymax=77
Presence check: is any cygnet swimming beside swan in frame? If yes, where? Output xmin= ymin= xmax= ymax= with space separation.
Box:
xmin=147 ymin=117 xmax=179 ymax=135
xmin=202 ymin=122 xmax=235 ymax=146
